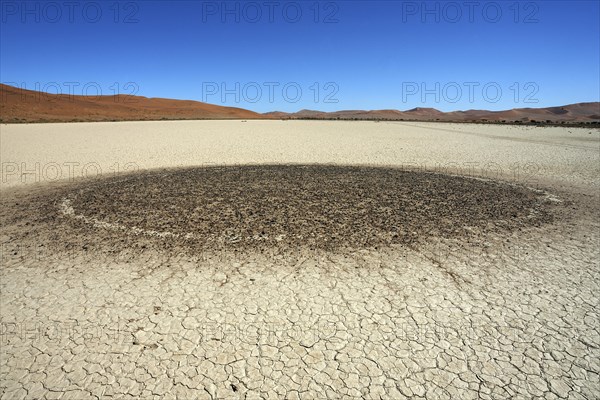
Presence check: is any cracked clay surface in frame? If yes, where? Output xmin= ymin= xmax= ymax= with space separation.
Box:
xmin=1 ymin=121 xmax=599 ymax=399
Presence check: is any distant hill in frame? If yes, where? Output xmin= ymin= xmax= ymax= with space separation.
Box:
xmin=273 ymin=103 xmax=600 ymax=123
xmin=1 ymin=83 xmax=598 ymax=124
xmin=0 ymin=84 xmax=263 ymax=123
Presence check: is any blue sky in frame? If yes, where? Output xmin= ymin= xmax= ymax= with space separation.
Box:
xmin=1 ymin=0 xmax=599 ymax=112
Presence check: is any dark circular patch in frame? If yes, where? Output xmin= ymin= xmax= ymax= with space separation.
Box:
xmin=61 ymin=165 xmax=551 ymax=251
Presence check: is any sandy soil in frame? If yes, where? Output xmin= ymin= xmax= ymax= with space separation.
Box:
xmin=2 ymin=120 xmax=599 ymax=190
xmin=1 ymin=121 xmax=599 ymax=399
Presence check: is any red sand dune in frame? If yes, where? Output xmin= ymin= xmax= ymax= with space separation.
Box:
xmin=1 ymin=83 xmax=598 ymax=124
xmin=0 ymin=84 xmax=263 ymax=123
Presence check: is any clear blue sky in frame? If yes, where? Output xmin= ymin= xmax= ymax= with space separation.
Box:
xmin=1 ymin=0 xmax=599 ymax=112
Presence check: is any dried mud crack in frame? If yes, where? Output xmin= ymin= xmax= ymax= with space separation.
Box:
xmin=1 ymin=127 xmax=597 ymax=400
xmin=26 ymin=164 xmax=554 ymax=255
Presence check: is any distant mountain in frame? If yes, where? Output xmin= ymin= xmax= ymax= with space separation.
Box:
xmin=406 ymin=107 xmax=445 ymax=116
xmin=1 ymin=84 xmax=598 ymax=124
xmin=0 ymin=84 xmax=263 ymax=123
xmin=293 ymin=109 xmax=329 ymax=118
xmin=273 ymin=103 xmax=600 ymax=123
xmin=262 ymin=111 xmax=290 ymax=119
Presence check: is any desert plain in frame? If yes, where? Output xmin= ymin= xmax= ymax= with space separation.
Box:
xmin=0 ymin=120 xmax=599 ymax=399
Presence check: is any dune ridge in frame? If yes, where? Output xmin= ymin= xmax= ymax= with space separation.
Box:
xmin=0 ymin=83 xmax=263 ymax=123
xmin=1 ymin=83 xmax=598 ymax=124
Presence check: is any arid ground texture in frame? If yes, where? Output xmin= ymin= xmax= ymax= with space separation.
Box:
xmin=1 ymin=120 xmax=599 ymax=399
